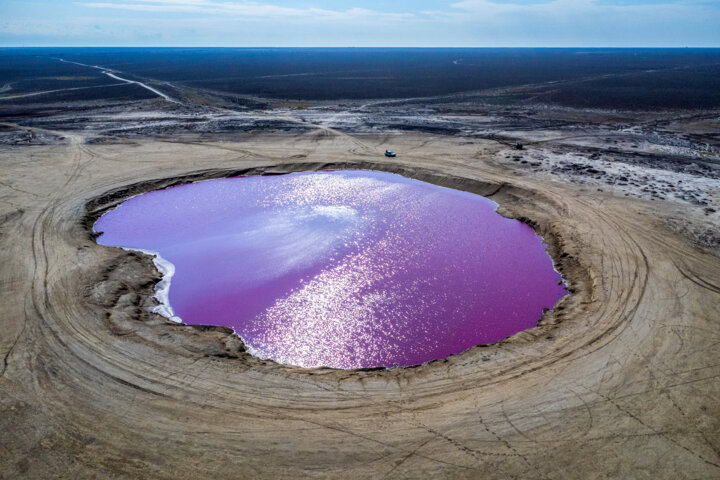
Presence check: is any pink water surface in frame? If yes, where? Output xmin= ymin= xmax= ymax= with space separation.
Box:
xmin=94 ymin=170 xmax=566 ymax=369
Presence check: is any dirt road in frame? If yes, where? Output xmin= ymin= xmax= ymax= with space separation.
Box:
xmin=1 ymin=130 xmax=719 ymax=479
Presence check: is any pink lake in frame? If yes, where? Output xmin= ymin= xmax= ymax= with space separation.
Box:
xmin=94 ymin=170 xmax=566 ymax=369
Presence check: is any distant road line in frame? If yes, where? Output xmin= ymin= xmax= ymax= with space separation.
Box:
xmin=0 ymin=83 xmax=126 ymax=101
xmin=57 ymin=58 xmax=181 ymax=104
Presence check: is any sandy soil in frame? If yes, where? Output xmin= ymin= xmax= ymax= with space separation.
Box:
xmin=1 ymin=128 xmax=719 ymax=479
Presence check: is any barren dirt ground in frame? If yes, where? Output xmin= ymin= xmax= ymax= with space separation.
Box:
xmin=1 ymin=127 xmax=719 ymax=479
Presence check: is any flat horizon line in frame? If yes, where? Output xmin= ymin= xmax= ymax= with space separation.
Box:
xmin=2 ymin=45 xmax=720 ymax=49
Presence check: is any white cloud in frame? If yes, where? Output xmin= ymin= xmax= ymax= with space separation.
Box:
xmin=81 ymin=0 xmax=415 ymax=20
xmin=446 ymin=0 xmax=703 ymax=15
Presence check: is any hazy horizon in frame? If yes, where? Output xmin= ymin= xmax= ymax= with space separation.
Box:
xmin=2 ymin=0 xmax=719 ymax=48
xmin=3 ymin=46 xmax=720 ymax=49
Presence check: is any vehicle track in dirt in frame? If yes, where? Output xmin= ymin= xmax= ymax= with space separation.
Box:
xmin=0 ymin=130 xmax=718 ymax=479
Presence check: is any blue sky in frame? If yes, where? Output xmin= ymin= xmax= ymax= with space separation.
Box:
xmin=1 ymin=0 xmax=719 ymax=47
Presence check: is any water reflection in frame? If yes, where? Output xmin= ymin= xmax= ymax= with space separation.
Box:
xmin=95 ymin=171 xmax=566 ymax=369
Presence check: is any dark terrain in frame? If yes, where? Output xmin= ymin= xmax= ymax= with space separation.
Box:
xmin=3 ymin=48 xmax=720 ymax=105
